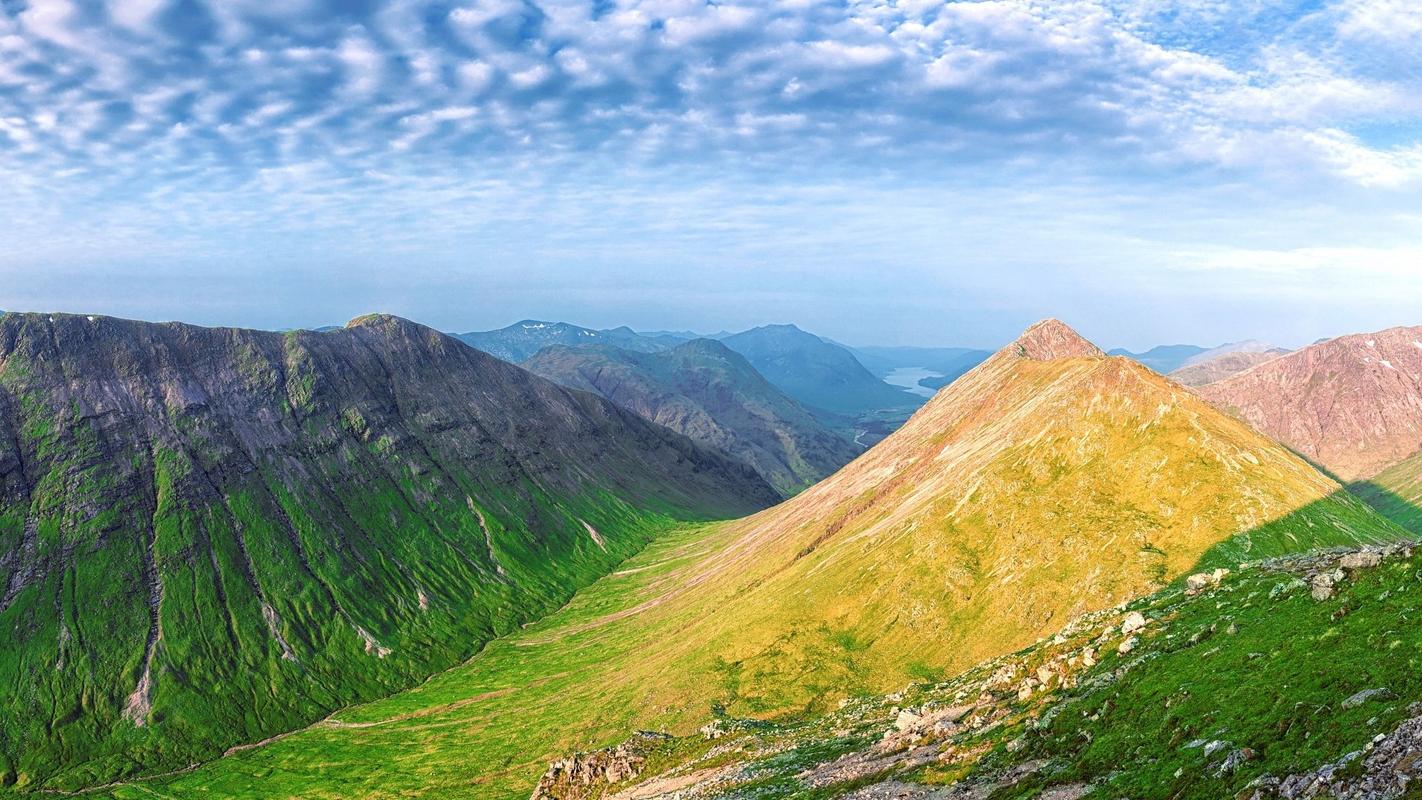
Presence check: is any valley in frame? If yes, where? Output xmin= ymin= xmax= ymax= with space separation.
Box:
xmin=57 ymin=318 xmax=1412 ymax=799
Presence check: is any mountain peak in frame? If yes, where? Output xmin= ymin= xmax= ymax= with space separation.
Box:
xmin=1010 ymin=318 xmax=1104 ymax=361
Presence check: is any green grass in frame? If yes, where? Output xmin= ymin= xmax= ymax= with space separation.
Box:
xmin=549 ymin=541 xmax=1422 ymax=799
xmin=0 ymin=315 xmax=765 ymax=794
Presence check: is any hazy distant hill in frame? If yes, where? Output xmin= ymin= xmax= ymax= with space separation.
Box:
xmin=0 ymin=312 xmax=775 ymax=791
xmin=525 ymin=339 xmax=860 ymax=496
xmin=1107 ymin=343 xmax=1208 ymax=373
xmin=1178 ymin=339 xmax=1287 ymax=368
xmin=719 ymin=324 xmax=922 ymax=416
xmin=455 ymin=320 xmax=667 ymax=363
xmin=1168 ymin=348 xmax=1288 ymax=386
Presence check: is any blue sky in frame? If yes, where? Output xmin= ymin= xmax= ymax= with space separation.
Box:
xmin=0 ymin=0 xmax=1420 ymax=349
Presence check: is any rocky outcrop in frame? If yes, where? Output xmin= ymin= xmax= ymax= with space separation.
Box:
xmin=1248 ymin=709 xmax=1422 ymax=798
xmin=1012 ymin=318 xmax=1105 ymax=361
xmin=530 ymin=732 xmax=670 ymax=800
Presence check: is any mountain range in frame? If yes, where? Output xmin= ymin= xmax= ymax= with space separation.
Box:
xmin=458 ymin=319 xmax=928 ymax=445
xmin=523 ymin=339 xmax=860 ymax=496
xmin=5 ymin=311 xmax=1422 ymax=799
xmin=0 ymin=312 xmax=774 ymax=791
xmin=93 ymin=319 xmax=1403 ymax=799
xmin=453 ymin=321 xmax=666 ymax=363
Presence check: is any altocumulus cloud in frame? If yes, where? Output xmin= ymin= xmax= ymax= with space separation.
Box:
xmin=0 ymin=0 xmax=1420 ymax=341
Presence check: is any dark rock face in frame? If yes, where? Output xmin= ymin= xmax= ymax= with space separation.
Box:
xmin=530 ymin=731 xmax=670 ymax=800
xmin=0 ymin=312 xmax=775 ymax=792
xmin=525 ymin=339 xmax=862 ymax=496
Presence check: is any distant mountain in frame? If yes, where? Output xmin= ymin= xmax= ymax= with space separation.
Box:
xmin=1107 ymin=343 xmax=1208 ymax=373
xmin=455 ymin=320 xmax=667 ymax=363
xmin=1198 ymin=324 xmax=1422 ymax=483
xmin=1168 ymin=348 xmax=1288 ymax=387
xmin=1177 ymin=339 xmax=1286 ymax=369
xmin=719 ymin=324 xmax=922 ymax=416
xmin=0 ymin=312 xmax=775 ymax=791
xmin=524 ymin=339 xmax=861 ymax=496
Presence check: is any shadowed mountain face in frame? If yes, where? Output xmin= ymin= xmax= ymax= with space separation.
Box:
xmin=719 ymin=324 xmax=921 ymax=416
xmin=0 ymin=313 xmax=775 ymax=792
xmin=138 ymin=320 xmax=1404 ymax=800
xmin=455 ymin=320 xmax=665 ymax=363
xmin=524 ymin=339 xmax=861 ymax=497
xmin=1198 ymin=324 xmax=1422 ymax=482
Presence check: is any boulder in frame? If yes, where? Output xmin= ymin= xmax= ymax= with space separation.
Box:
xmin=1340 ymin=551 xmax=1383 ymax=571
xmin=1121 ymin=612 xmax=1147 ymax=636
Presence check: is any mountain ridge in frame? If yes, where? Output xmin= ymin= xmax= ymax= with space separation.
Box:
xmin=1197 ymin=323 xmax=1422 ymax=482
xmin=523 ymin=339 xmax=860 ymax=496
xmin=0 ymin=311 xmax=776 ymax=792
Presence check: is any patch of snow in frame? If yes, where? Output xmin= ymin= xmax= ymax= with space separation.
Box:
xmin=1381 ymin=359 xmax=1396 ymax=370
xmin=1413 ymin=341 xmax=1422 ymax=349
xmin=521 ymin=323 xmax=548 ymax=329
xmin=1367 ymin=339 xmax=1376 ymax=347
xmin=86 ymin=315 xmax=96 ymax=322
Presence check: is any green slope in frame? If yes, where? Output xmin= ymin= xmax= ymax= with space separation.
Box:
xmin=577 ymin=539 xmax=1422 ymax=799
xmin=0 ymin=312 xmax=776 ymax=793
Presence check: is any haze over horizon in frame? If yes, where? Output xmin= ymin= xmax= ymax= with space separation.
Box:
xmin=3 ymin=0 xmax=1421 ymax=348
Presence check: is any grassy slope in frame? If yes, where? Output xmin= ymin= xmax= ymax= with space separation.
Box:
xmin=588 ymin=537 xmax=1422 ymax=799
xmin=0 ymin=313 xmax=774 ymax=794
xmin=1351 ymin=449 xmax=1422 ymax=533
xmin=106 ymin=342 xmax=1409 ymax=798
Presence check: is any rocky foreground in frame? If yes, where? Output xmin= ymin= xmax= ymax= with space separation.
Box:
xmin=534 ymin=542 xmax=1422 ymax=799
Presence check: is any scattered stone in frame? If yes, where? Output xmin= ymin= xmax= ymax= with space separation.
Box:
xmin=1203 ymin=740 xmax=1230 ymax=757
xmin=1310 ymin=570 xmax=1342 ymax=601
xmin=1118 ymin=636 xmax=1138 ymax=655
xmin=1216 ymin=747 xmax=1256 ymax=777
xmin=1186 ymin=568 xmax=1232 ymax=595
xmin=1255 ymin=713 xmax=1422 ymax=799
xmin=1121 ymin=612 xmax=1147 ymax=636
xmin=1341 ymin=688 xmax=1395 ymax=710
xmin=894 ymin=709 xmax=924 ymax=732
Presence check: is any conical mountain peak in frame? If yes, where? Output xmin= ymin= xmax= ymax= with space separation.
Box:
xmin=1010 ymin=318 xmax=1104 ymax=361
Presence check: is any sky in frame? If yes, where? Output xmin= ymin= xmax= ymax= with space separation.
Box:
xmin=0 ymin=0 xmax=1420 ymax=349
